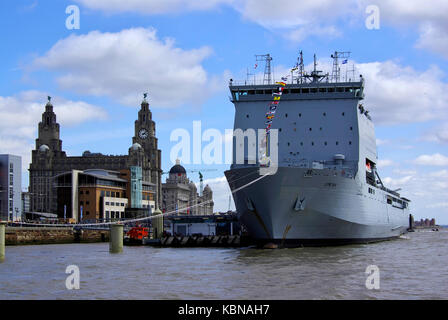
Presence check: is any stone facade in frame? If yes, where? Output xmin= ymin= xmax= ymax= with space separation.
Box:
xmin=162 ymin=160 xmax=214 ymax=215
xmin=29 ymin=97 xmax=162 ymax=214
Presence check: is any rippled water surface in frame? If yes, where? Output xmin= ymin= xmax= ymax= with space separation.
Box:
xmin=1 ymin=229 xmax=447 ymax=299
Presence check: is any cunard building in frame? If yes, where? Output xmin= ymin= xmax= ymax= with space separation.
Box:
xmin=29 ymin=95 xmax=162 ymax=221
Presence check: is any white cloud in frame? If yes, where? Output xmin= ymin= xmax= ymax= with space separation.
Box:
xmin=74 ymin=0 xmax=448 ymax=57
xmin=377 ymin=159 xmax=394 ymax=168
xmin=33 ymin=28 xmax=214 ymax=107
xmin=357 ymin=61 xmax=448 ymax=125
xmin=0 ymin=91 xmax=107 ymax=176
xmin=414 ymin=153 xmax=448 ymax=166
xmin=75 ymin=0 xmax=234 ymax=14
xmin=421 ymin=123 xmax=448 ymax=144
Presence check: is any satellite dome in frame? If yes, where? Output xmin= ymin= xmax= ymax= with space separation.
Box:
xmin=130 ymin=142 xmax=142 ymax=151
xmin=39 ymin=144 xmax=49 ymax=152
xmin=169 ymin=159 xmax=186 ymax=175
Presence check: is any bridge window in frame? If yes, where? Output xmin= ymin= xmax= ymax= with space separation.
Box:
xmin=256 ymin=90 xmax=264 ymax=94
xmin=328 ymin=88 xmax=335 ymax=93
xmin=291 ymin=89 xmax=300 ymax=93
xmin=302 ymin=88 xmax=309 ymax=93
xmin=319 ymin=88 xmax=326 ymax=93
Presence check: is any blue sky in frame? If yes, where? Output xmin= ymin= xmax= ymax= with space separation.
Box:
xmin=1 ymin=0 xmax=447 ymax=222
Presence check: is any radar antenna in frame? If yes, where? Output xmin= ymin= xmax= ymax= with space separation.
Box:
xmin=304 ymin=54 xmax=327 ymax=83
xmin=331 ymin=51 xmax=351 ymax=82
xmin=255 ymin=54 xmax=273 ymax=84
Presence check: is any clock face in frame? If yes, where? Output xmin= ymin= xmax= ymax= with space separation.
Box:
xmin=138 ymin=128 xmax=149 ymax=139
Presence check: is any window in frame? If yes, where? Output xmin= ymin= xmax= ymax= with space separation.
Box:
xmin=323 ymin=112 xmax=326 ymax=117
xmin=86 ymin=201 xmax=90 ymax=205
xmin=105 ymin=202 xmax=110 ymax=205
xmin=106 ymin=191 xmax=110 ymax=197
xmin=115 ymin=202 xmax=120 ymax=206
xmin=9 ymin=163 xmax=13 ymax=173
xmin=285 ymin=113 xmax=288 ymax=118
xmin=80 ymin=191 xmax=83 ymax=195
xmin=121 ymin=203 xmax=125 ymax=207
xmin=101 ymin=191 xmax=105 ymax=197
xmin=86 ymin=190 xmax=89 ymax=195
xmin=336 ymin=141 xmax=339 ymax=145
xmin=324 ymin=142 xmax=327 ymax=146
xmin=309 ymin=128 xmax=312 ymax=131
xmin=111 ymin=202 xmax=115 ymax=206
xmin=299 ymin=113 xmax=302 ymax=117
xmin=342 ymin=112 xmax=345 ymax=116
xmin=111 ymin=192 xmax=115 ymax=197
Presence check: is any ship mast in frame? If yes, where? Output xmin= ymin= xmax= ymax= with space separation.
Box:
xmin=331 ymin=51 xmax=351 ymax=82
xmin=255 ymin=54 xmax=273 ymax=84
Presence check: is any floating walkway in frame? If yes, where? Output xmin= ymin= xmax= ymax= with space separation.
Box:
xmin=141 ymin=235 xmax=254 ymax=248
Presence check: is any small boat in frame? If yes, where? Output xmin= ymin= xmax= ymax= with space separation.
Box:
xmin=124 ymin=226 xmax=148 ymax=246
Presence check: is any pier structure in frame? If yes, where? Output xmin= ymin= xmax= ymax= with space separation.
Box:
xmin=0 ymin=222 xmax=6 ymax=261
xmin=110 ymin=223 xmax=124 ymax=253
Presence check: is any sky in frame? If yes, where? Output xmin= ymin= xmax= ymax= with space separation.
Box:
xmin=0 ymin=0 xmax=447 ymax=223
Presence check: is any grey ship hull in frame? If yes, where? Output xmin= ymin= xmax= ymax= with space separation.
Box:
xmin=226 ymin=166 xmax=409 ymax=247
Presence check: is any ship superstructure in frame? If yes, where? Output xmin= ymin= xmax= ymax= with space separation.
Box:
xmin=225 ymin=52 xmax=410 ymax=246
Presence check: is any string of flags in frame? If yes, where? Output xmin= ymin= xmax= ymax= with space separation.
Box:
xmin=259 ymin=81 xmax=286 ymax=166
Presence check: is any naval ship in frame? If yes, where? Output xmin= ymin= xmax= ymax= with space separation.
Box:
xmin=225 ymin=52 xmax=410 ymax=247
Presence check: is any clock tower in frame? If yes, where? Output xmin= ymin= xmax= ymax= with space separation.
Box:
xmin=129 ymin=94 xmax=162 ymax=208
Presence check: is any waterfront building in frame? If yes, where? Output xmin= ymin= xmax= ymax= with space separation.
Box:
xmin=54 ymin=167 xmax=157 ymax=222
xmin=162 ymin=160 xmax=214 ymax=216
xmin=29 ymin=95 xmax=162 ymax=215
xmin=0 ymin=154 xmax=22 ymax=221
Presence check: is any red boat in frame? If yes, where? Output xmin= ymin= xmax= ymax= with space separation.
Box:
xmin=124 ymin=226 xmax=149 ymax=246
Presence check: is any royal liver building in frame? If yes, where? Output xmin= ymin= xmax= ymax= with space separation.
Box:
xmin=29 ymin=95 xmax=162 ymax=214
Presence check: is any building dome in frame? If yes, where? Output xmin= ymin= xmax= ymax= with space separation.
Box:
xmin=130 ymin=142 xmax=142 ymax=151
xmin=203 ymin=184 xmax=212 ymax=192
xmin=169 ymin=159 xmax=186 ymax=174
xmin=39 ymin=144 xmax=50 ymax=152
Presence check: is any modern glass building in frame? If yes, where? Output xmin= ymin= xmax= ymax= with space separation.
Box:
xmin=0 ymin=154 xmax=22 ymax=221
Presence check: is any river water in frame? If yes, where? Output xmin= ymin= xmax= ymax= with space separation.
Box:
xmin=1 ymin=229 xmax=447 ymax=300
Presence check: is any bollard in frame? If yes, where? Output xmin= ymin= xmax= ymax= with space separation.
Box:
xmin=0 ymin=222 xmax=6 ymax=262
xmin=152 ymin=209 xmax=163 ymax=239
xmin=109 ymin=223 xmax=124 ymax=253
